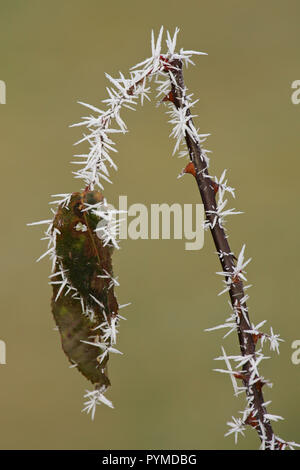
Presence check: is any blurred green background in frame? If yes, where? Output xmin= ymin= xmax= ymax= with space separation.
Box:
xmin=0 ymin=0 xmax=299 ymax=450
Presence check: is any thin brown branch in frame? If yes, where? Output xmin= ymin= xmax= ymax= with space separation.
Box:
xmin=167 ymin=59 xmax=276 ymax=447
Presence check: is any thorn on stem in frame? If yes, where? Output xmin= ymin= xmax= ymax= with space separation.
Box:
xmin=255 ymin=378 xmax=267 ymax=392
xmin=211 ymin=181 xmax=219 ymax=194
xmin=183 ymin=161 xmax=196 ymax=177
xmin=245 ymin=412 xmax=259 ymax=428
xmin=178 ymin=163 xmax=219 ymax=196
xmin=159 ymin=55 xmax=172 ymax=71
xmin=162 ymin=91 xmax=175 ymax=104
xmin=252 ymin=333 xmax=263 ymax=345
xmin=233 ymin=371 xmax=247 ymax=380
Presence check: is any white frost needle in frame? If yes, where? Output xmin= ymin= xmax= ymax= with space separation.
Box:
xmin=214 ymin=347 xmax=241 ymax=396
xmin=264 ymin=414 xmax=284 ymax=423
xmin=205 ymin=312 xmax=238 ymax=338
xmin=119 ymin=302 xmax=131 ymax=310
xmin=89 ymin=294 xmax=105 ymax=309
xmin=49 ymin=193 xmax=72 ymax=207
xmin=82 ymin=389 xmax=114 ymax=420
xmin=214 ymin=170 xmax=235 ymax=198
xmin=225 ymin=417 xmax=246 ymax=444
xmin=267 ymin=327 xmax=284 ymax=354
xmin=27 ymin=219 xmax=53 ymax=226
xmin=98 ymin=269 xmax=120 ymax=288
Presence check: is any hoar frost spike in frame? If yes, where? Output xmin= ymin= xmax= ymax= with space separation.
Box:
xmin=29 ymin=26 xmax=299 ymax=445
